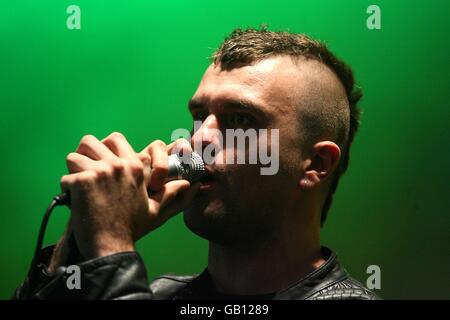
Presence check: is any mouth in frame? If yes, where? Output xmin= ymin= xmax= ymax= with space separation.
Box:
xmin=199 ymin=166 xmax=217 ymax=189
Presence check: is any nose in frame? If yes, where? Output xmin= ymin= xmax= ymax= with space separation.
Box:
xmin=191 ymin=114 xmax=221 ymax=153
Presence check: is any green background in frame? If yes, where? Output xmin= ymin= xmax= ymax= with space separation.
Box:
xmin=0 ymin=0 xmax=448 ymax=299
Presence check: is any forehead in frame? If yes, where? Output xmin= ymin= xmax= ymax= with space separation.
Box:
xmin=191 ymin=56 xmax=306 ymax=114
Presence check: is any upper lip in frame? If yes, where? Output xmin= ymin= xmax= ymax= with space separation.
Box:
xmin=201 ymin=165 xmax=217 ymax=183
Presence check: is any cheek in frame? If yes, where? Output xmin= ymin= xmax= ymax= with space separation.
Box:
xmin=224 ymin=164 xmax=273 ymax=192
xmin=215 ymin=134 xmax=272 ymax=165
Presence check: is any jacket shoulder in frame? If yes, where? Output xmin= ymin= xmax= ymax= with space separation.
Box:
xmin=307 ymin=276 xmax=381 ymax=300
xmin=150 ymin=274 xmax=199 ymax=300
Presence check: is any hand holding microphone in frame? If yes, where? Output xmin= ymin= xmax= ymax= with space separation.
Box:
xmin=57 ymin=133 xmax=203 ymax=261
xmin=58 ymin=148 xmax=204 ymax=205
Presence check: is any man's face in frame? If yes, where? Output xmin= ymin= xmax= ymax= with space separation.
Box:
xmin=184 ymin=56 xmax=311 ymax=245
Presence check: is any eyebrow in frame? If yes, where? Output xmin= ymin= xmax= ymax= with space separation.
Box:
xmin=188 ymin=98 xmax=269 ymax=117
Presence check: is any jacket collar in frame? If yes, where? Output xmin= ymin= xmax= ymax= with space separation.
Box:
xmin=173 ymin=246 xmax=348 ymax=300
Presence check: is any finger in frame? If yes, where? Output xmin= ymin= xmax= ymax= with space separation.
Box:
xmin=101 ymin=132 xmax=136 ymax=159
xmin=167 ymin=138 xmax=193 ymax=156
xmin=60 ymin=174 xmax=75 ymax=194
xmin=140 ymin=140 xmax=169 ymax=192
xmin=76 ymin=134 xmax=117 ymax=161
xmin=66 ymin=152 xmax=97 ymax=173
xmin=161 ymin=182 xmax=201 ymax=218
xmin=60 ymin=171 xmax=96 ymax=194
xmin=148 ymin=180 xmax=191 ymax=213
xmin=136 ymin=153 xmax=152 ymax=186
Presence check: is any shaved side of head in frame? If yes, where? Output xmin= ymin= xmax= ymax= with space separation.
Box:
xmin=292 ymin=58 xmax=350 ymax=157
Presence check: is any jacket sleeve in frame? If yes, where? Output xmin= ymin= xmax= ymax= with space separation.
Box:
xmin=13 ymin=245 xmax=154 ymax=300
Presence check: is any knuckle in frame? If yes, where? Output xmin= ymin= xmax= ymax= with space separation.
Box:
xmin=109 ymin=131 xmax=125 ymax=141
xmin=77 ymin=171 xmax=97 ymax=185
xmin=65 ymin=152 xmax=77 ymax=163
xmin=129 ymin=161 xmax=144 ymax=179
xmin=150 ymin=139 xmax=166 ymax=149
xmin=174 ymin=138 xmax=193 ymax=155
xmin=152 ymin=163 xmax=169 ymax=176
xmin=95 ymin=164 xmax=112 ymax=178
xmin=80 ymin=134 xmax=95 ymax=145
xmin=60 ymin=175 xmax=72 ymax=192
xmin=60 ymin=174 xmax=71 ymax=185
xmin=129 ymin=160 xmax=144 ymax=173
xmin=176 ymin=138 xmax=191 ymax=145
xmin=139 ymin=153 xmax=151 ymax=163
xmin=110 ymin=159 xmax=125 ymax=172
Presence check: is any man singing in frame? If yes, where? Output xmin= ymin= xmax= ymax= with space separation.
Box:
xmin=15 ymin=27 xmax=379 ymax=300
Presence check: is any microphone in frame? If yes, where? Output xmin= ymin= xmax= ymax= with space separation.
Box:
xmin=166 ymin=151 xmax=205 ymax=183
xmin=55 ymin=152 xmax=205 ymax=205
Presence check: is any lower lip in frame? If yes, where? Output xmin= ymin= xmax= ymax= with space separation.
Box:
xmin=199 ymin=181 xmax=216 ymax=191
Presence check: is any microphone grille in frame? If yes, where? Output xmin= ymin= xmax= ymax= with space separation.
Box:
xmin=167 ymin=152 xmax=204 ymax=183
xmin=183 ymin=152 xmax=205 ymax=183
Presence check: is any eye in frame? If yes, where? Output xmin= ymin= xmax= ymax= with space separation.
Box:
xmin=192 ymin=111 xmax=208 ymax=122
xmin=228 ymin=113 xmax=254 ymax=128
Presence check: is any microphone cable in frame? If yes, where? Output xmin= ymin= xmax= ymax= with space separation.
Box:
xmin=26 ymin=194 xmax=69 ymax=295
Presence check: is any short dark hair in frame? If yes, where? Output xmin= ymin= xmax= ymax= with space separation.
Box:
xmin=212 ymin=26 xmax=362 ymax=226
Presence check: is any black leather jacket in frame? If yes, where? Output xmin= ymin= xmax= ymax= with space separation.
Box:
xmin=14 ymin=246 xmax=379 ymax=300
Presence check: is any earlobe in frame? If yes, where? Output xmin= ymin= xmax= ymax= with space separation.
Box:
xmin=298 ymin=141 xmax=341 ymax=190
xmin=299 ymin=171 xmax=320 ymax=191
xmin=299 ymin=178 xmax=313 ymax=190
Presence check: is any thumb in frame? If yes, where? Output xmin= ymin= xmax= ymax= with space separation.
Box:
xmin=161 ymin=182 xmax=201 ymax=218
xmin=148 ymin=179 xmax=191 ymax=213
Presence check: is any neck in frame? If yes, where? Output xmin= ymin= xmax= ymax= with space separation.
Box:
xmin=207 ymin=206 xmax=325 ymax=295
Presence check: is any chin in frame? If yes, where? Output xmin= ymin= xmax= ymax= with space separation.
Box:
xmin=184 ymin=200 xmax=219 ymax=227
xmin=183 ymin=196 xmax=277 ymax=245
xmin=183 ymin=201 xmax=233 ymax=243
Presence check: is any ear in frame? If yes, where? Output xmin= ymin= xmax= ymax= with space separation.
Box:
xmin=299 ymin=141 xmax=341 ymax=190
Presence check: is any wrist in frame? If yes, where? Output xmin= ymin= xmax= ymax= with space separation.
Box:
xmin=82 ymin=236 xmax=136 ymax=260
xmin=48 ymin=233 xmax=76 ymax=273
